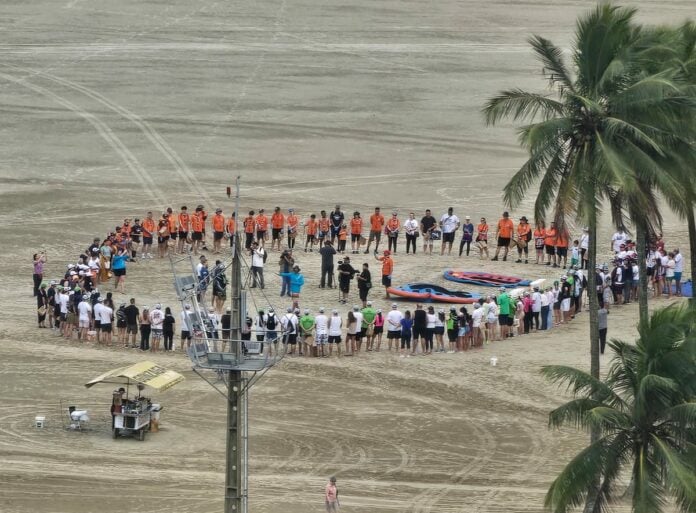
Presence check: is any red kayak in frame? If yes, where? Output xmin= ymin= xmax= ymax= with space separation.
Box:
xmin=443 ymin=270 xmax=531 ymax=288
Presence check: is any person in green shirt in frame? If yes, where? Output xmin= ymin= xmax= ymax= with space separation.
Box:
xmin=496 ymin=288 xmax=511 ymax=339
xmin=361 ymin=302 xmax=377 ymax=351
xmin=299 ymin=309 xmax=317 ymax=356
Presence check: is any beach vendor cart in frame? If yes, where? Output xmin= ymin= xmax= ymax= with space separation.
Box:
xmin=85 ymin=361 xmax=184 ymax=441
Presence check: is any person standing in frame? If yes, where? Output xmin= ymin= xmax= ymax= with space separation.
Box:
xmin=531 ymin=286 xmax=542 ymax=330
xmin=337 ymin=257 xmax=356 ymax=304
xmin=533 ymin=221 xmax=546 ymax=264
xmin=420 ymin=209 xmax=437 ymax=255
xmin=99 ymin=298 xmax=114 ymax=346
xmin=361 ymin=301 xmax=377 ymax=350
xmin=221 ymin=307 xmax=232 ymax=351
xmin=364 ymin=207 xmax=385 ymax=254
xmin=212 ymin=208 xmax=226 ymax=254
xmin=149 ymin=304 xmax=164 ymax=352
xmin=544 ymin=221 xmax=558 ymax=267
xmin=141 ymin=211 xmax=156 ymax=259
xmin=579 ymin=227 xmax=590 ymax=269
xmin=555 ymin=227 xmax=570 ymax=269
xmin=515 ymin=216 xmax=531 ymax=263
xmin=319 ymin=241 xmax=337 ymax=288
xmin=673 ymin=248 xmax=684 ymax=296
xmin=250 ymin=242 xmax=266 ymax=289
xmin=492 ymin=211 xmax=514 ymax=262
xmin=76 ymin=293 xmax=92 ymax=339
xmin=304 ymin=214 xmax=318 ymax=252
xmin=299 ymin=309 xmax=317 ymax=356
xmin=286 ymin=208 xmax=299 ymax=250
xmin=243 ymin=211 xmax=256 ymax=250
xmin=385 ymin=303 xmax=403 ymax=352
xmin=279 ymin=249 xmax=294 ymax=297
xmin=212 ymin=262 xmax=228 ymax=314
xmin=190 ymin=208 xmax=205 ymax=255
xmin=279 ymin=265 xmax=305 ymax=309
xmin=476 ymin=217 xmax=489 ymax=260
xmin=330 ymin=205 xmax=344 ymax=244
xmin=177 ymin=206 xmax=191 ymax=254
xmin=325 ymin=476 xmax=339 ymax=512
xmin=112 ymin=248 xmax=128 ymax=294
xmin=328 ymin=309 xmax=343 ymax=356
xmin=439 ymin=207 xmax=460 ymax=256
xmin=270 ymin=207 xmax=285 ymax=252
xmin=163 ymin=307 xmax=176 ymax=352
xmin=496 ymin=287 xmax=511 ymax=339
xmin=458 ymin=216 xmax=474 ymax=257
xmin=385 ymin=212 xmax=401 ymax=253
xmin=375 ymin=250 xmax=394 ymax=299
xmin=598 ymin=306 xmax=609 ymax=354
xmin=315 ymin=307 xmax=329 ymax=354
xmin=349 ymin=211 xmax=363 ymax=254
xmin=255 ymin=209 xmax=269 ymax=247
xmin=123 ymin=298 xmax=139 ymax=348
xmin=403 ymin=212 xmax=419 ymax=255
xmin=32 ymin=252 xmax=47 ymax=297
xmin=356 ymin=263 xmax=371 ymax=307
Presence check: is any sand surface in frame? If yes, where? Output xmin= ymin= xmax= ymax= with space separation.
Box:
xmin=0 ymin=1 xmax=692 ymax=512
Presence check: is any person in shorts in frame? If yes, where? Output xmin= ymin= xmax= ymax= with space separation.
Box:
xmin=180 ymin=304 xmax=193 ymax=351
xmin=492 ymin=211 xmax=514 ymax=262
xmin=364 ymin=207 xmax=385 ymax=254
xmin=327 ymin=309 xmax=342 ymax=356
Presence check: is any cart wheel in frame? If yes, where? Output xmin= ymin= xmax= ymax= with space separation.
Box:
xmin=113 ymin=428 xmax=119 ymax=439
xmin=139 ymin=429 xmax=146 ymax=441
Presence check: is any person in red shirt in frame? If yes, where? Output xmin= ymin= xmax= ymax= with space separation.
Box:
xmin=364 ymin=207 xmax=385 ymax=254
xmin=286 ymin=208 xmax=299 ymax=250
xmin=515 ymin=216 xmax=531 ymax=264
xmin=243 ymin=211 xmax=255 ymax=250
xmin=255 ymin=209 xmax=269 ymax=247
xmin=304 ymin=214 xmax=318 ymax=252
xmin=270 ymin=207 xmax=285 ymax=251
xmin=375 ymin=249 xmax=394 ymax=299
xmin=212 ymin=208 xmax=226 ymax=254
xmin=492 ymin=211 xmax=514 ymax=262
xmin=544 ymin=221 xmax=558 ymax=267
xmin=141 ymin=211 xmax=156 ymax=259
xmin=325 ymin=476 xmax=339 ymax=512
xmin=349 ymin=211 xmax=363 ymax=254
xmin=177 ymin=206 xmax=191 ymax=254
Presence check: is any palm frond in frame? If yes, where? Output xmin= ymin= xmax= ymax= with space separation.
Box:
xmin=651 ymin=436 xmax=696 ymax=512
xmin=483 ymin=90 xmax=565 ymax=125
xmin=529 ymin=35 xmax=575 ymax=92
xmin=541 ymin=365 xmax=624 ymax=407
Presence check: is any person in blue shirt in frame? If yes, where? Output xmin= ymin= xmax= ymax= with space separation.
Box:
xmin=459 ymin=215 xmax=475 ymax=257
xmin=399 ymin=310 xmax=413 ymax=358
xmin=111 ymin=248 xmax=129 ymax=294
xmin=279 ymin=265 xmax=305 ymax=309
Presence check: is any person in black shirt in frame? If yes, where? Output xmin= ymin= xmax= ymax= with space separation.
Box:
xmin=412 ymin=304 xmax=427 ymax=355
xmin=330 ymin=205 xmax=344 ymax=243
xmin=319 ymin=241 xmax=337 ymax=288
xmin=356 ymin=263 xmax=372 ymax=307
xmin=163 ymin=307 xmax=176 ymax=351
xmin=123 ymin=298 xmax=140 ymax=348
xmin=129 ymin=219 xmax=143 ymax=261
xmin=420 ymin=209 xmax=437 ymax=255
xmin=337 ymin=257 xmax=357 ymax=304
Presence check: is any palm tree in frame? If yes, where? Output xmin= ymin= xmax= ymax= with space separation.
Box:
xmin=541 ymin=303 xmax=696 ymax=512
xmin=483 ymin=4 xmax=694 ymax=379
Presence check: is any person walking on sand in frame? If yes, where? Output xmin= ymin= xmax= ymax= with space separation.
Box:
xmin=325 ymin=476 xmax=339 ymax=512
xmin=375 ymin=250 xmax=393 ymax=299
xmin=491 ymin=211 xmax=514 ymax=261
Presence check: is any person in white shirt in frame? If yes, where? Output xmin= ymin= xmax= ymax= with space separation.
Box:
xmin=281 ymin=307 xmax=299 ymax=355
xmin=439 ymin=207 xmax=461 ymax=256
xmin=579 ymin=228 xmax=590 ymax=269
xmin=180 ymin=304 xmax=194 ymax=351
xmin=385 ymin=304 xmax=404 ymax=352
xmin=328 ymin=309 xmax=343 ymax=356
xmin=674 ymin=248 xmax=684 ymax=296
xmin=149 ymin=304 xmax=165 ymax=352
xmin=471 ymin=303 xmax=484 ymax=347
xmin=352 ymin=306 xmax=364 ymax=352
xmin=77 ymin=296 xmax=92 ymax=341
xmin=99 ymin=300 xmax=114 ymax=346
xmin=531 ymin=287 xmax=542 ymax=330
xmin=424 ymin=306 xmax=437 ymax=354
xmin=403 ymin=212 xmax=420 ymax=255
xmin=315 ymin=308 xmax=329 ymax=345
xmin=540 ymin=288 xmax=550 ymax=330
xmin=611 ymin=230 xmax=628 ymax=254
xmin=665 ymin=252 xmax=676 ymax=299
xmin=485 ymin=297 xmax=498 ymax=342
xmin=250 ymin=241 xmax=265 ymax=289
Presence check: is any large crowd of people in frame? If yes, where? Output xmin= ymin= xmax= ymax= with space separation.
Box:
xmin=31 ymin=202 xmax=686 ymax=359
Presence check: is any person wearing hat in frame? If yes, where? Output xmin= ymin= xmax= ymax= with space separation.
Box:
xmin=458 ymin=215 xmax=475 ymax=257
xmin=385 ymin=211 xmax=401 ymax=253
xmin=375 ymin=250 xmax=394 ymax=299
xmin=37 ymin=282 xmax=49 ymax=328
xmin=149 ymin=304 xmax=165 ymax=352
xmin=439 ymin=207 xmax=460 ymax=256
xmin=211 ymin=208 xmax=226 ymax=254
xmin=330 ymin=205 xmax=344 ymax=244
xmin=496 ymin=287 xmax=512 ymax=339
xmin=279 ymin=265 xmax=305 ymax=309
xmin=560 ymin=275 xmax=573 ymax=324
xmin=360 ymin=300 xmax=377 ymax=350
xmin=269 ymin=206 xmax=285 ymax=252
xmin=515 ymin=216 xmax=531 ymax=264
xmin=492 ymin=211 xmax=514 ymax=262
xmin=298 ymin=308 xmax=317 ymax=356
xmin=325 ymin=476 xmax=339 ymax=512
xmin=286 ymin=208 xmax=299 ymax=250
xmin=337 ymin=257 xmax=357 ymax=304
xmin=314 ymin=307 xmax=329 ymax=353
xmin=384 ymin=303 xmax=402 ymax=352
xmin=327 ymin=309 xmax=343 ymax=356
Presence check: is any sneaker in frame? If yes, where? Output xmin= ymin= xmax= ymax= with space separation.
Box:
xmin=364 ymin=250 xmax=369 ymax=254
xmin=524 ymin=260 xmax=528 ymax=264
xmin=399 ymin=354 xmax=405 ymax=358
xmin=502 ymin=256 xmax=507 ymax=262
xmin=491 ymin=257 xmax=499 ymax=261
xmin=515 ymin=259 xmax=522 ymax=263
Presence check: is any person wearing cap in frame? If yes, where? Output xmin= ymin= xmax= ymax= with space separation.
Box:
xmin=361 ymin=301 xmax=377 ymax=350
xmin=496 ymin=287 xmax=512 ymax=339
xmin=337 ymin=257 xmax=357 ymax=304
xmin=149 ymin=304 xmax=165 ymax=352
xmin=471 ymin=302 xmax=484 ymax=347
xmin=327 ymin=309 xmax=343 ymax=356
xmin=439 ymin=207 xmax=460 ymax=256
xmin=476 ymin=217 xmax=490 ymax=260
xmin=385 ymin=211 xmax=401 ymax=253
xmin=375 ymin=250 xmax=394 ymax=299
xmin=314 ymin=307 xmax=329 ymax=351
xmin=299 ymin=309 xmax=317 ymax=356
xmin=279 ymin=265 xmax=305 ymax=309
xmin=57 ymin=285 xmax=71 ymax=338
xmin=268 ymin=206 xmax=284 ymax=252
xmin=286 ymin=208 xmax=299 ymax=250
xmin=211 ymin=208 xmax=226 ymax=254
xmin=515 ymin=216 xmax=531 ymax=264
xmin=364 ymin=207 xmax=385 ymax=254
xmin=492 ymin=211 xmax=514 ymax=262
xmin=329 ymin=205 xmax=344 ymax=244
xmin=458 ymin=215 xmax=474 ymax=257
xmin=75 ymin=292 xmax=92 ymax=340
xmin=325 ymin=476 xmax=339 ymax=512
xmin=178 ymin=304 xmax=193 ymax=351
xmin=319 ymin=240 xmax=337 ymax=289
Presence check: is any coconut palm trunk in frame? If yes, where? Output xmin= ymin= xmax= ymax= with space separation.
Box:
xmin=688 ymin=208 xmax=696 ymax=306
xmin=635 ymin=222 xmax=649 ymax=325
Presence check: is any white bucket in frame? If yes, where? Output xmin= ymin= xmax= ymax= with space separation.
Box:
xmin=35 ymin=416 xmax=46 ymax=428
xmin=490 ymin=357 xmax=498 ymax=366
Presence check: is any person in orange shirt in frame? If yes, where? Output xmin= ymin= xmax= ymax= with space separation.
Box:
xmin=385 ymin=212 xmax=401 ymax=253
xmin=515 ymin=216 xmax=531 ymax=264
xmin=304 ymin=214 xmax=318 ymax=252
xmin=157 ymin=213 xmax=171 ymax=259
xmin=364 ymin=207 xmax=385 ymax=254
xmin=286 ymin=208 xmax=299 ymax=250
xmin=337 ymin=224 xmax=348 ymax=254
xmin=375 ymin=249 xmax=394 ymax=299
xmin=492 ymin=211 xmax=514 ymax=262
xmin=533 ymin=221 xmax=546 ymax=264
xmin=190 ymin=209 xmax=205 ymax=255
xmin=141 ymin=211 xmax=156 ymax=259
xmin=270 ymin=206 xmax=285 ymax=251
xmin=555 ymin=227 xmax=570 ymax=269
xmin=177 ymin=206 xmax=191 ymax=254
xmin=212 ymin=208 xmax=226 ymax=254
xmin=225 ymin=212 xmax=236 ymax=249
xmin=476 ymin=217 xmax=489 ymax=260
xmin=349 ymin=211 xmax=363 ymax=254
xmin=317 ymin=210 xmax=330 ymax=246
xmin=196 ymin=205 xmax=209 ymax=251
xmin=243 ymin=210 xmax=255 ymax=250
xmin=255 ymin=209 xmax=269 ymax=246
xmin=544 ymin=221 xmax=558 ymax=267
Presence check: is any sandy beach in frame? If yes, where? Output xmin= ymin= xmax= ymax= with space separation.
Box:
xmin=0 ymin=1 xmax=692 ymax=512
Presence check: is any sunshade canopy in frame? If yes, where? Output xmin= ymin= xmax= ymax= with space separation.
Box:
xmin=85 ymin=361 xmax=184 ymax=392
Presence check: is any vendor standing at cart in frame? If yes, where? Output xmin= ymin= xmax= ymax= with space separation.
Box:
xmin=111 ymin=387 xmax=126 ymax=427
